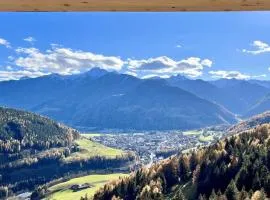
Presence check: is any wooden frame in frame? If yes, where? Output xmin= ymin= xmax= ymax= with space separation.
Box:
xmin=0 ymin=0 xmax=268 ymax=11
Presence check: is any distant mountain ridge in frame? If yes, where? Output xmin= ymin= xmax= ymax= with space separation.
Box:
xmin=0 ymin=68 xmax=237 ymax=131
xmin=1 ymin=68 xmax=270 ymax=130
xmin=167 ymin=76 xmax=270 ymax=115
xmin=245 ymin=93 xmax=270 ymax=117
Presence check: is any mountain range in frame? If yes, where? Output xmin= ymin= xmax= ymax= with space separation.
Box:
xmin=0 ymin=68 xmax=270 ymax=130
xmin=167 ymin=75 xmax=270 ymax=115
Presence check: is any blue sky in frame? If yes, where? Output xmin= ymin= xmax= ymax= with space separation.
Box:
xmin=0 ymin=12 xmax=270 ymax=81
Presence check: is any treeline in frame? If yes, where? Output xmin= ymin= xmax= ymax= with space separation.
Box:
xmin=94 ymin=124 xmax=270 ymax=200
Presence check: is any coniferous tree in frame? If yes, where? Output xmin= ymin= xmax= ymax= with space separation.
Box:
xmin=209 ymin=189 xmax=217 ymax=200
xmin=225 ymin=180 xmax=239 ymax=200
xmin=172 ymin=189 xmax=186 ymax=200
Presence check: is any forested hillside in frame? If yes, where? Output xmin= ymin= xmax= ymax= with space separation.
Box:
xmin=0 ymin=107 xmax=134 ymax=199
xmin=94 ymin=123 xmax=270 ymax=200
xmin=0 ymin=107 xmax=80 ymax=151
xmin=229 ymin=111 xmax=270 ymax=133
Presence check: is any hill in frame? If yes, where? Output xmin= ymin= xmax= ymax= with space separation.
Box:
xmin=228 ymin=111 xmax=270 ymax=133
xmin=94 ymin=123 xmax=270 ymax=200
xmin=0 ymin=106 xmax=80 ymax=150
xmin=0 ymin=107 xmax=133 ymax=198
xmin=0 ymin=69 xmax=237 ymax=130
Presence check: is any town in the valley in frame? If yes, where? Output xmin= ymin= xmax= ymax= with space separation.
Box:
xmin=88 ymin=125 xmax=228 ymax=168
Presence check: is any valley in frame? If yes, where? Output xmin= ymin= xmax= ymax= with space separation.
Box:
xmin=94 ymin=123 xmax=270 ymax=200
xmin=1 ymin=11 xmax=270 ymax=200
xmin=88 ymin=126 xmax=226 ymax=168
xmin=1 ymin=69 xmax=270 ymax=200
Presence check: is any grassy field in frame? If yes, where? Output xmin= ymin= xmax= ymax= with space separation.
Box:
xmin=64 ymin=138 xmax=124 ymax=162
xmin=198 ymin=135 xmax=214 ymax=142
xmin=81 ymin=133 xmax=102 ymax=138
xmin=182 ymin=130 xmax=202 ymax=136
xmin=46 ymin=173 xmax=128 ymax=200
xmin=81 ymin=133 xmax=114 ymax=138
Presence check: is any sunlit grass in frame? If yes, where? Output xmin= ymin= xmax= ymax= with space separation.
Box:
xmin=182 ymin=130 xmax=202 ymax=136
xmin=46 ymin=173 xmax=128 ymax=200
xmin=63 ymin=138 xmax=124 ymax=162
xmin=198 ymin=135 xmax=214 ymax=142
xmin=81 ymin=133 xmax=102 ymax=138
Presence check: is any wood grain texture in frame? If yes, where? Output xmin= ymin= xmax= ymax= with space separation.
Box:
xmin=0 ymin=0 xmax=268 ymax=11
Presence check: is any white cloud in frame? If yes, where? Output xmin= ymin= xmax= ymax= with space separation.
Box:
xmin=24 ymin=36 xmax=36 ymax=44
xmin=0 ymin=38 xmax=11 ymax=48
xmin=127 ymin=56 xmax=212 ymax=78
xmin=8 ymin=56 xmax=15 ymax=61
xmin=253 ymin=74 xmax=267 ymax=79
xmin=141 ymin=74 xmax=170 ymax=79
xmin=6 ymin=66 xmax=13 ymax=71
xmin=0 ymin=70 xmax=48 ymax=81
xmin=201 ymin=59 xmax=213 ymax=67
xmin=14 ymin=46 xmax=124 ymax=75
xmin=209 ymin=70 xmax=266 ymax=80
xmin=176 ymin=44 xmax=182 ymax=48
xmin=0 ymin=38 xmax=215 ymax=80
xmin=242 ymin=40 xmax=270 ymax=55
xmin=123 ymin=71 xmax=138 ymax=77
xmin=209 ymin=70 xmax=250 ymax=79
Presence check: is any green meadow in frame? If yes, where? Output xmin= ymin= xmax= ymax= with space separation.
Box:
xmin=182 ymin=130 xmax=202 ymax=136
xmin=63 ymin=138 xmax=125 ymax=163
xmin=46 ymin=173 xmax=128 ymax=200
xmin=80 ymin=133 xmax=102 ymax=138
xmin=198 ymin=135 xmax=214 ymax=142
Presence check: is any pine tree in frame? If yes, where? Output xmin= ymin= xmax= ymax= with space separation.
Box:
xmin=172 ymin=189 xmax=186 ymax=200
xmin=238 ymin=186 xmax=249 ymax=200
xmin=209 ymin=189 xmax=217 ymax=200
xmin=225 ymin=180 xmax=239 ymax=200
xmin=252 ymin=172 xmax=261 ymax=191
xmin=198 ymin=194 xmax=207 ymax=200
xmin=178 ymin=156 xmax=189 ymax=182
